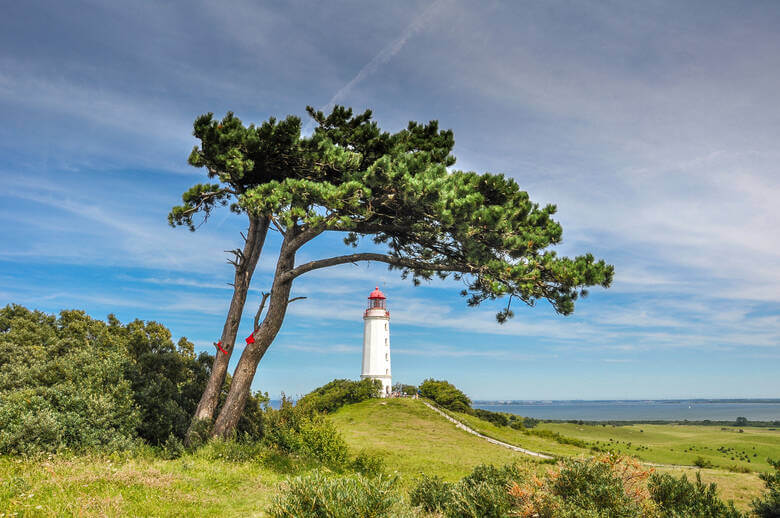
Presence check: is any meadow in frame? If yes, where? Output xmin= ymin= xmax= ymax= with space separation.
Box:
xmin=2 ymin=398 xmax=777 ymax=515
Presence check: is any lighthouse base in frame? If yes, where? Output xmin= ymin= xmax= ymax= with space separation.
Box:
xmin=361 ymin=374 xmax=392 ymax=398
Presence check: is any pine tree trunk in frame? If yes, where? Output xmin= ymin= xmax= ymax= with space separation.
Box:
xmin=211 ymin=236 xmax=297 ymax=438
xmin=186 ymin=215 xmax=269 ymax=442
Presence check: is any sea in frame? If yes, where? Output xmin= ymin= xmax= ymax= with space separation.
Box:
xmin=472 ymin=400 xmax=780 ymax=422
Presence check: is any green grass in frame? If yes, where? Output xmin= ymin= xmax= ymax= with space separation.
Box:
xmin=2 ymin=398 xmax=776 ymax=515
xmin=0 ymin=453 xmax=284 ymax=517
xmin=442 ymin=407 xmax=591 ymax=457
xmin=538 ymin=421 xmax=780 ymax=472
xmin=328 ymin=398 xmax=542 ymax=484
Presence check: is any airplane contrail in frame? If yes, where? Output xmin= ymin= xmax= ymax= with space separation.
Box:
xmin=316 ymin=0 xmax=449 ymax=119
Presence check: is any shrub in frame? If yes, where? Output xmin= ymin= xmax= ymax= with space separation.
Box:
xmin=447 ymin=479 xmax=513 ymax=518
xmin=751 ymin=458 xmax=780 ymax=517
xmin=0 ymin=304 xmax=243 ymax=452
xmin=473 ymin=408 xmax=509 ymax=427
xmin=419 ymin=378 xmax=472 ymax=413
xmin=120 ymin=318 xmax=212 ymax=445
xmin=0 ymin=306 xmax=139 ymax=454
xmin=269 ymin=470 xmax=406 ymax=518
xmin=261 ymin=396 xmax=350 ymax=466
xmin=410 ymin=473 xmax=454 ymax=513
xmin=161 ymin=434 xmax=186 ymax=460
xmin=693 ymin=456 xmax=714 ymax=468
xmin=298 ymin=419 xmax=348 ymax=465
xmin=446 ymin=464 xmax=522 ymax=518
xmin=648 ymin=472 xmax=744 ymax=517
xmin=260 ymin=395 xmax=309 ymax=454
xmin=509 ymin=455 xmax=655 ymax=518
xmin=297 ymin=378 xmax=381 ymax=414
xmin=351 ymin=451 xmax=385 ymax=477
xmin=523 ymin=417 xmax=539 ymax=428
xmin=526 ymin=428 xmax=588 ymax=448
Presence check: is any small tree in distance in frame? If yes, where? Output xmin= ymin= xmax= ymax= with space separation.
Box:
xmin=181 ymin=106 xmax=614 ymax=438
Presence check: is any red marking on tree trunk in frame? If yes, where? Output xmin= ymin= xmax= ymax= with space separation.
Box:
xmin=216 ymin=341 xmax=228 ymax=355
xmin=245 ymin=332 xmax=255 ymax=345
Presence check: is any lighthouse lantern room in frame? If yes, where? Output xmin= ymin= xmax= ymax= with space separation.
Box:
xmin=361 ymin=286 xmax=392 ymax=397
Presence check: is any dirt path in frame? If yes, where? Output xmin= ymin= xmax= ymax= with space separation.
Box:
xmin=421 ymin=401 xmax=704 ymax=469
xmin=421 ymin=400 xmax=554 ymax=460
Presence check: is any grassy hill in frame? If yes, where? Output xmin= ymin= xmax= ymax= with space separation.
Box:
xmin=328 ymin=397 xmax=544 ymax=482
xmin=329 ymin=398 xmax=772 ymax=509
xmin=1 ymin=397 xmax=774 ymax=515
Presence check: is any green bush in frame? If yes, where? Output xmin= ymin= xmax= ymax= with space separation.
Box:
xmin=441 ymin=464 xmax=521 ymax=518
xmin=447 ymin=479 xmax=513 ymax=518
xmin=351 ymin=451 xmax=386 ymax=477
xmin=473 ymin=408 xmax=509 ymax=427
xmin=161 ymin=434 xmax=186 ymax=460
xmin=751 ymin=458 xmax=780 ymax=517
xmin=262 ymin=395 xmax=310 ymax=454
xmin=120 ymin=317 xmax=212 ymax=445
xmin=526 ymin=428 xmax=588 ymax=448
xmin=523 ymin=417 xmax=539 ymax=428
xmin=548 ymin=457 xmax=649 ymax=517
xmin=0 ymin=306 xmax=140 ymax=454
xmin=419 ymin=378 xmax=472 ymax=413
xmin=508 ymin=455 xmax=656 ymax=517
xmin=297 ymin=378 xmax=381 ymax=414
xmin=269 ymin=470 xmax=406 ymax=518
xmin=693 ymin=456 xmax=714 ymax=468
xmin=261 ymin=396 xmax=350 ymax=467
xmin=298 ymin=419 xmax=349 ymax=465
xmin=410 ymin=473 xmax=453 ymax=513
xmin=648 ymin=472 xmax=744 ymax=517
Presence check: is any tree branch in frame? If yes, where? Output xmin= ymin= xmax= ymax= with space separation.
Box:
xmin=281 ymin=253 xmax=477 ymax=283
xmin=269 ymin=215 xmax=287 ymax=236
xmin=287 ymin=296 xmax=307 ymax=305
xmin=254 ymin=291 xmax=271 ymax=330
xmin=180 ymin=188 xmax=235 ymax=217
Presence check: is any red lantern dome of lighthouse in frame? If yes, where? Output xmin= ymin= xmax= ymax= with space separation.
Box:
xmin=368 ymin=286 xmax=386 ymax=300
xmin=366 ymin=286 xmax=388 ymax=314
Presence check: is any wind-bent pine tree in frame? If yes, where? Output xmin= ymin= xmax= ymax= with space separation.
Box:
xmin=168 ymin=112 xmax=308 ymax=440
xmin=202 ymin=106 xmax=614 ymax=437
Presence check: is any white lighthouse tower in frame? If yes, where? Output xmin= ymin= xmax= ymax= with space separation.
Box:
xmin=361 ymin=286 xmax=392 ymax=397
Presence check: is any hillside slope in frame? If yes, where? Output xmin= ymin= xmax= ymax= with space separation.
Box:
xmin=329 ymin=397 xmax=767 ymax=509
xmin=328 ymin=398 xmax=545 ymax=482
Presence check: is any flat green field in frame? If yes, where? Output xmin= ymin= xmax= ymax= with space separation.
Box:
xmin=538 ymin=421 xmax=780 ymax=472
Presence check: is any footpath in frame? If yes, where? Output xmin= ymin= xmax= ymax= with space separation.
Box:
xmin=421 ymin=400 xmax=700 ymax=469
xmin=421 ymin=400 xmax=554 ymax=460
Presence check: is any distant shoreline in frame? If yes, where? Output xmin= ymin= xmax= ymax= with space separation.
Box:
xmin=474 ymin=399 xmax=780 ymax=405
xmin=472 ymin=399 xmax=780 ymax=423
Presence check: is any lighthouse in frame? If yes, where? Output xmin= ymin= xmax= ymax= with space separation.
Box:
xmin=361 ymin=286 xmax=392 ymax=397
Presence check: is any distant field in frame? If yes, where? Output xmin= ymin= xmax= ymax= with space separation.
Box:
xmin=539 ymin=421 xmax=780 ymax=473
xmin=443 ymin=404 xmax=780 ymax=474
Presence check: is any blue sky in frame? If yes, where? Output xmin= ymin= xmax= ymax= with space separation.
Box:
xmin=1 ymin=1 xmax=778 ymax=400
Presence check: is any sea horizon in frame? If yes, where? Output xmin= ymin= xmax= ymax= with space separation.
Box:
xmin=471 ymin=399 xmax=780 ymax=421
